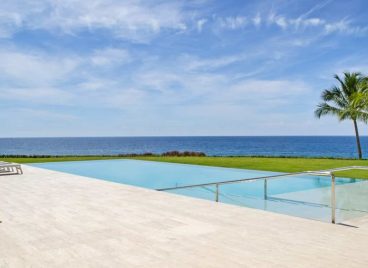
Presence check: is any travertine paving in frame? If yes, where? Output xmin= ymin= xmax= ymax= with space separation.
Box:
xmin=1 ymin=165 xmax=368 ymax=267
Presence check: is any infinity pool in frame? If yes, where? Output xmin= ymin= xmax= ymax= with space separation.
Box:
xmin=32 ymin=159 xmax=368 ymax=223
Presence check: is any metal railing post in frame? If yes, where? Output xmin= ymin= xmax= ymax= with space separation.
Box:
xmin=331 ymin=173 xmax=336 ymax=224
xmin=215 ymin=184 xmax=219 ymax=202
xmin=264 ymin=179 xmax=268 ymax=200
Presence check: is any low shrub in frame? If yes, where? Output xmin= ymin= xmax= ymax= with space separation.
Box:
xmin=161 ymin=151 xmax=206 ymax=157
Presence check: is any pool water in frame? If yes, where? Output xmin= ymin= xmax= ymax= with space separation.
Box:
xmin=32 ymin=159 xmax=368 ymax=223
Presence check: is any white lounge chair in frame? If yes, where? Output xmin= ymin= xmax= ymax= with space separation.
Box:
xmin=0 ymin=161 xmax=23 ymax=175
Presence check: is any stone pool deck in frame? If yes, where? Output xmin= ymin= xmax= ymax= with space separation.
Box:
xmin=1 ymin=165 xmax=368 ymax=267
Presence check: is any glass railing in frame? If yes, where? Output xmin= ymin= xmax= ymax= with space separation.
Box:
xmin=158 ymin=167 xmax=368 ymax=224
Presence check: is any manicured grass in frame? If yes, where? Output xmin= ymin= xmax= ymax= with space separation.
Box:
xmin=133 ymin=156 xmax=368 ymax=179
xmin=2 ymin=156 xmax=368 ymax=179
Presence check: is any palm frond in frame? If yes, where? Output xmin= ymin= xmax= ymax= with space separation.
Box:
xmin=314 ymin=103 xmax=342 ymax=119
xmin=317 ymin=72 xmax=368 ymax=123
xmin=321 ymin=87 xmax=348 ymax=108
xmin=356 ymin=110 xmax=368 ymax=123
xmin=334 ymin=74 xmax=349 ymax=96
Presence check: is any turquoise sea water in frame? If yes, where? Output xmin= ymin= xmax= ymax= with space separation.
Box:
xmin=2 ymin=136 xmax=368 ymax=157
xmin=32 ymin=159 xmax=368 ymax=223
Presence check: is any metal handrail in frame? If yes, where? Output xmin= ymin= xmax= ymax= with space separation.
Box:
xmin=157 ymin=166 xmax=368 ymax=224
xmin=157 ymin=171 xmax=329 ymax=191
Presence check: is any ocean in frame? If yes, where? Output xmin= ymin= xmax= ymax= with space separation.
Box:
xmin=0 ymin=136 xmax=367 ymax=158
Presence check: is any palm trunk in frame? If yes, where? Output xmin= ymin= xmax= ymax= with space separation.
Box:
xmin=353 ymin=120 xmax=362 ymax=159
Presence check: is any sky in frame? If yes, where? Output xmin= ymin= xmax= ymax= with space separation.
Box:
xmin=0 ymin=0 xmax=368 ymax=137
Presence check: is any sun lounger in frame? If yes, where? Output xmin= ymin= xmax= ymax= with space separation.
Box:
xmin=0 ymin=161 xmax=23 ymax=175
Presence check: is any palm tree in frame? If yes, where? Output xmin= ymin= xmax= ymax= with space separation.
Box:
xmin=315 ymin=72 xmax=368 ymax=159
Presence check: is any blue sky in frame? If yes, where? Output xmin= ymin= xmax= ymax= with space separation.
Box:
xmin=0 ymin=0 xmax=368 ymax=137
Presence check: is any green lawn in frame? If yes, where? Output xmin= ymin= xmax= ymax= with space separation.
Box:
xmin=132 ymin=156 xmax=368 ymax=179
xmin=3 ymin=155 xmax=368 ymax=179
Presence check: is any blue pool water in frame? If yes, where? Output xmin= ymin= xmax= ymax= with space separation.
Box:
xmin=31 ymin=159 xmax=352 ymax=191
xmin=32 ymin=159 xmax=366 ymax=223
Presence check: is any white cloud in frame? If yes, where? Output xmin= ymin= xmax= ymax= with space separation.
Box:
xmin=208 ymin=79 xmax=310 ymax=107
xmin=267 ymin=13 xmax=324 ymax=30
xmin=76 ymin=79 xmax=116 ymax=92
xmin=196 ymin=19 xmax=207 ymax=32
xmin=0 ymin=11 xmax=23 ymax=38
xmin=180 ymin=54 xmax=249 ymax=71
xmin=1 ymin=1 xmax=366 ymax=136
xmin=264 ymin=11 xmax=365 ymax=37
xmin=0 ymin=87 xmax=73 ymax=104
xmin=0 ymin=42 xmax=313 ymax=120
xmin=217 ymin=16 xmax=247 ymax=30
xmin=91 ymin=48 xmax=131 ymax=67
xmin=302 ymin=18 xmax=324 ymax=27
xmin=288 ymin=17 xmax=325 ymax=29
xmin=133 ymin=67 xmax=227 ymax=103
xmin=214 ymin=12 xmax=326 ymax=33
xmin=0 ymin=45 xmax=148 ymax=109
xmin=252 ymin=13 xmax=261 ymax=27
xmin=324 ymin=19 xmax=368 ymax=36
xmin=129 ymin=53 xmax=312 ymax=111
xmin=67 ymin=76 xmax=150 ymax=108
xmin=0 ymin=40 xmax=322 ymax=136
xmin=11 ymin=108 xmax=77 ymax=121
xmin=1 ymin=0 xmax=366 ymax=42
xmin=0 ymin=49 xmax=81 ymax=86
xmin=0 ymin=0 xmax=191 ymax=42
xmin=105 ymin=88 xmax=148 ymax=107
xmin=268 ymin=12 xmax=288 ymax=29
